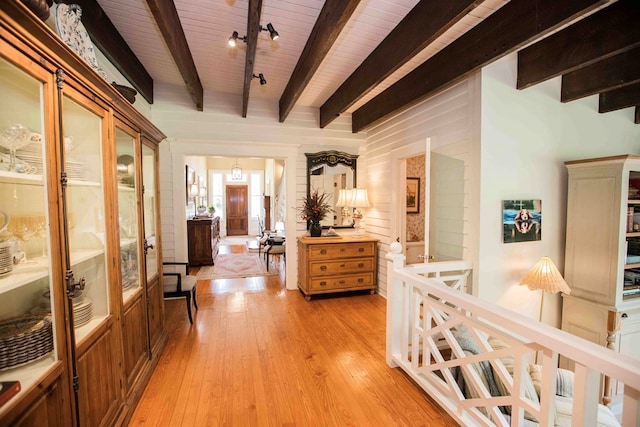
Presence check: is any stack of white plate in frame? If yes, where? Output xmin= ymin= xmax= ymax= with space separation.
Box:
xmin=32 ymin=290 xmax=52 ymax=313
xmin=66 ymin=156 xmax=88 ymax=180
xmin=0 ymin=243 xmax=12 ymax=276
xmin=15 ymin=136 xmax=44 ymax=175
xmin=73 ymin=297 xmax=93 ymax=328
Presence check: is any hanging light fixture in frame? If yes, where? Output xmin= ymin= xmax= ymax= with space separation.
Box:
xmin=231 ymin=158 xmax=242 ymax=180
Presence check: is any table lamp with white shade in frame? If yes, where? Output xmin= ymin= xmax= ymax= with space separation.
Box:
xmin=349 ymin=188 xmax=370 ymax=236
xmin=335 ymin=189 xmax=354 ymax=226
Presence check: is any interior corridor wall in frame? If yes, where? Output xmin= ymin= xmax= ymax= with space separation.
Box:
xmin=478 ymin=53 xmax=640 ymax=327
xmin=363 ymin=77 xmax=481 ymax=297
xmin=150 ymin=85 xmax=366 ymax=290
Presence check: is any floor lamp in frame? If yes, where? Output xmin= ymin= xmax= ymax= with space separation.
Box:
xmin=520 ymin=256 xmax=571 ymax=323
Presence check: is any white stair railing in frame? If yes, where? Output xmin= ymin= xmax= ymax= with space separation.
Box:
xmin=385 ymin=249 xmax=640 ymax=427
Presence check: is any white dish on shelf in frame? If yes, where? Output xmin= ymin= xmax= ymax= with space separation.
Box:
xmin=54 ymin=4 xmax=107 ymax=80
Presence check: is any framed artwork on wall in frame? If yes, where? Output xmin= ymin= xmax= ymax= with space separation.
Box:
xmin=502 ymin=199 xmax=542 ymax=243
xmin=406 ymin=177 xmax=420 ymax=214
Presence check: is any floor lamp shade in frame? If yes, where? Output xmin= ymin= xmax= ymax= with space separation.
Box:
xmin=519 ymin=256 xmax=571 ymax=295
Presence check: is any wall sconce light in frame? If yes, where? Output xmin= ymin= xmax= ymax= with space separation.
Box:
xmin=260 ymin=23 xmax=279 ymax=41
xmin=228 ymin=30 xmax=247 ymax=47
xmin=231 ymin=158 xmax=242 ymax=180
xmin=253 ymin=73 xmax=267 ymax=85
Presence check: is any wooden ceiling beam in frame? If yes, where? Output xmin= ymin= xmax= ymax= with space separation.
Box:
xmin=278 ymin=0 xmax=361 ymax=123
xmin=59 ymin=0 xmax=154 ymax=104
xmin=517 ymin=0 xmax=640 ymax=89
xmin=146 ymin=0 xmax=203 ymax=111
xmin=351 ymin=0 xmax=606 ymax=133
xmin=241 ymin=0 xmax=262 ymax=117
xmin=561 ymin=46 xmax=640 ymax=102
xmin=319 ymin=0 xmax=482 ymax=129
xmin=599 ymin=83 xmax=640 ymax=113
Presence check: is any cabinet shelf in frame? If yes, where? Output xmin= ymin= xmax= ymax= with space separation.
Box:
xmin=0 ymin=354 xmax=56 ymax=417
xmin=0 ymin=170 xmax=44 ymax=185
xmin=0 ymin=249 xmax=104 ymax=295
xmin=625 ymin=262 xmax=640 ymax=269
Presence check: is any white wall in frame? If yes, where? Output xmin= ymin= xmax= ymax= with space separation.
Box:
xmin=364 ymin=78 xmax=481 ymax=296
xmin=151 ymin=84 xmax=366 ymax=290
xmin=478 ymin=53 xmax=640 ymax=326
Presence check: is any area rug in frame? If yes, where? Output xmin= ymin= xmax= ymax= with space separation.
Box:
xmin=196 ymin=253 xmax=276 ymax=279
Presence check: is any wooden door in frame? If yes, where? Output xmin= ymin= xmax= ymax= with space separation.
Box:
xmin=226 ymin=185 xmax=248 ymax=235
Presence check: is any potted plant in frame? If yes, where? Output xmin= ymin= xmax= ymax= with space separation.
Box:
xmin=300 ymin=188 xmax=333 ymax=237
xmin=208 ymin=204 xmax=216 ymax=215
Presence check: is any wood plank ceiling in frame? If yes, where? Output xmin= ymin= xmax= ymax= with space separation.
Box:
xmin=51 ymin=0 xmax=639 ymax=131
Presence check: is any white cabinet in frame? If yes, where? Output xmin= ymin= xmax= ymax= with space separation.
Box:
xmin=561 ymin=155 xmax=640 ymax=405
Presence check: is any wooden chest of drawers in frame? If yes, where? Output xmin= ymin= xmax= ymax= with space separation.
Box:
xmin=297 ymin=236 xmax=378 ymax=300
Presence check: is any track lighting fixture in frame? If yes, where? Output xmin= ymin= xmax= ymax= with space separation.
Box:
xmin=260 ymin=23 xmax=279 ymax=41
xmin=228 ymin=23 xmax=279 ymax=47
xmin=228 ymin=31 xmax=247 ymax=47
xmin=253 ymin=73 xmax=267 ymax=85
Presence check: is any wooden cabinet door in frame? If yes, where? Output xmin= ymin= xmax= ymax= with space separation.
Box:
xmin=226 ymin=185 xmax=248 ymax=235
xmin=76 ymin=324 xmax=120 ymax=427
xmin=122 ymin=293 xmax=148 ymax=390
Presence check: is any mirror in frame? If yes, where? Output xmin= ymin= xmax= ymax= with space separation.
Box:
xmin=306 ymin=151 xmax=358 ymax=228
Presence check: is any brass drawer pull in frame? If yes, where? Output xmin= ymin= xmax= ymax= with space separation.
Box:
xmin=358 ymin=278 xmax=364 ymax=283
xmin=340 ymin=263 xmax=345 ymax=267
xmin=358 ymin=248 xmax=364 ymax=252
xmin=320 ymin=281 xmax=327 ymax=286
xmin=339 ymin=280 xmax=345 ymax=284
xmin=358 ymin=263 xmax=364 ymax=268
xmin=320 ymin=265 xmax=327 ymax=271
xmin=320 ymin=249 xmax=327 ymax=255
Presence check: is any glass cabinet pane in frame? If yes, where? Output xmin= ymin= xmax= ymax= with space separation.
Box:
xmin=62 ymin=95 xmax=109 ymax=343
xmin=142 ymin=144 xmax=158 ymax=280
xmin=0 ymin=57 xmax=57 ymax=394
xmin=116 ymin=127 xmax=141 ymax=302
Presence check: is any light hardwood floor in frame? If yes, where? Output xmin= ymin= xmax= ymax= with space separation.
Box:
xmin=128 ymin=242 xmax=458 ymax=426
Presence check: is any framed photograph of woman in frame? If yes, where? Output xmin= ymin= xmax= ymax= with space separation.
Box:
xmin=502 ymin=199 xmax=542 ymax=243
xmin=406 ymin=177 xmax=420 ymax=214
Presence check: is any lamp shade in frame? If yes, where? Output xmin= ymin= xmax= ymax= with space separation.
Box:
xmin=349 ymin=188 xmax=370 ymax=208
xmin=189 ymin=183 xmax=199 ymax=197
xmin=519 ymin=256 xmax=571 ymax=294
xmin=335 ymin=189 xmax=353 ymax=207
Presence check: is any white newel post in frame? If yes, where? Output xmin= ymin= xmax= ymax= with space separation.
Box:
xmin=386 ymin=242 xmax=405 ymax=367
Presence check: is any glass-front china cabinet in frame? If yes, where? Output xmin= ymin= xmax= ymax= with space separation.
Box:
xmin=0 ymin=3 xmax=167 ymax=426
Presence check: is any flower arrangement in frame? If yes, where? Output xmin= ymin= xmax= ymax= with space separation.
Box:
xmin=300 ymin=188 xmax=333 ymax=223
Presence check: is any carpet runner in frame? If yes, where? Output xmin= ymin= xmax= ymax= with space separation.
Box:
xmin=196 ymin=253 xmax=275 ymax=279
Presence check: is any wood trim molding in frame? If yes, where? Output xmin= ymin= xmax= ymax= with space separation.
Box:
xmin=278 ymin=0 xmax=361 ymax=123
xmin=517 ymin=0 xmax=640 ymax=89
xmin=242 ymin=0 xmax=262 ymax=118
xmin=351 ymin=0 xmax=605 ymax=133
xmin=561 ymin=46 xmax=640 ymax=102
xmin=319 ymin=0 xmax=482 ymax=129
xmin=599 ymin=83 xmax=640 ymax=113
xmin=146 ymin=0 xmax=204 ymax=111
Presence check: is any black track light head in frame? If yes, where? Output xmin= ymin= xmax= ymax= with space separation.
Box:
xmin=253 ymin=73 xmax=267 ymax=85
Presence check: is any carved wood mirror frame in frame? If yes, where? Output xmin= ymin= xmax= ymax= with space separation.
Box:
xmin=305 ymin=151 xmax=358 ymax=229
